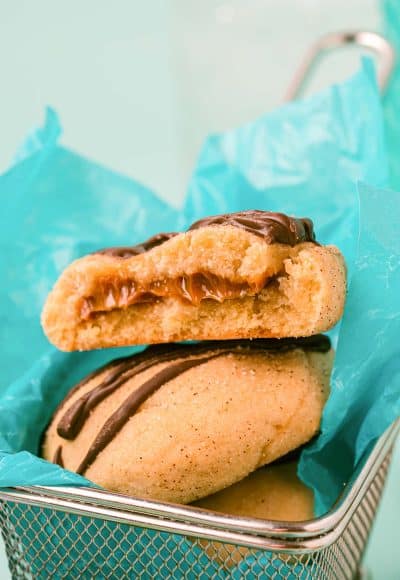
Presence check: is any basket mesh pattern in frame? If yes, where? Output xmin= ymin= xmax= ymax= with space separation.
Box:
xmin=0 ymin=450 xmax=392 ymax=580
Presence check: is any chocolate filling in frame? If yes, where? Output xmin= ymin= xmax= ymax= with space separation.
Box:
xmin=53 ymin=336 xmax=330 ymax=475
xmin=80 ymin=273 xmax=261 ymax=320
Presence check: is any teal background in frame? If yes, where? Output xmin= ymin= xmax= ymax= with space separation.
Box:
xmin=0 ymin=1 xmax=399 ymax=578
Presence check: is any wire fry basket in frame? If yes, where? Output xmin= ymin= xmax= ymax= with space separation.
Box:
xmin=0 ymin=420 xmax=398 ymax=579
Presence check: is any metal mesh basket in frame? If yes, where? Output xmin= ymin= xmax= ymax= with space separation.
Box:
xmin=0 ymin=421 xmax=398 ymax=579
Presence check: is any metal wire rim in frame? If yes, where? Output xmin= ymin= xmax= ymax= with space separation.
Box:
xmin=284 ymin=30 xmax=395 ymax=101
xmin=0 ymin=420 xmax=397 ymax=553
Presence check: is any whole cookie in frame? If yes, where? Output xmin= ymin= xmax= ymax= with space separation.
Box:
xmin=194 ymin=460 xmax=313 ymax=521
xmin=41 ymin=210 xmax=346 ymax=351
xmin=42 ymin=337 xmax=332 ymax=504
xmin=193 ymin=460 xmax=314 ymax=567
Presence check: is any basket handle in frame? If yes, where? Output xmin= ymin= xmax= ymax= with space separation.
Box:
xmin=284 ymin=30 xmax=395 ymax=101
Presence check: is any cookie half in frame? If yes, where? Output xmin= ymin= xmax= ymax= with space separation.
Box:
xmin=41 ymin=210 xmax=346 ymax=351
xmin=42 ymin=336 xmax=332 ymax=504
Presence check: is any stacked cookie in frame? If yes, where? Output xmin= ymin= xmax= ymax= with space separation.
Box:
xmin=42 ymin=210 xmax=346 ymax=505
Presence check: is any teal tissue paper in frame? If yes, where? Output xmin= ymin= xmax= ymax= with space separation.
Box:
xmin=184 ymin=58 xmax=388 ymax=272
xmin=2 ymin=108 xmax=178 ymax=388
xmin=382 ymin=0 xmax=400 ymax=189
xmin=298 ymin=182 xmax=400 ymax=514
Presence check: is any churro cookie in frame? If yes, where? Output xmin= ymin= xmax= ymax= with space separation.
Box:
xmin=41 ymin=210 xmax=346 ymax=351
xmin=193 ymin=461 xmax=314 ymax=566
xmin=43 ymin=336 xmax=332 ymax=504
xmin=194 ymin=461 xmax=313 ymax=522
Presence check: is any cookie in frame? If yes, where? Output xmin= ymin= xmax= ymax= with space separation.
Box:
xmin=42 ymin=336 xmax=332 ymax=504
xmin=193 ymin=461 xmax=313 ymax=522
xmin=193 ymin=461 xmax=313 ymax=566
xmin=41 ymin=210 xmax=346 ymax=351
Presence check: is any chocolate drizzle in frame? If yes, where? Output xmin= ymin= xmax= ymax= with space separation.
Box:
xmin=189 ymin=210 xmax=315 ymax=246
xmin=75 ymin=354 xmax=221 ymax=475
xmin=53 ymin=446 xmax=64 ymax=467
xmin=54 ymin=335 xmax=330 ymax=475
xmin=96 ymin=232 xmax=177 ymax=258
xmin=94 ymin=210 xmax=315 ymax=258
xmin=57 ymin=345 xmax=205 ymax=440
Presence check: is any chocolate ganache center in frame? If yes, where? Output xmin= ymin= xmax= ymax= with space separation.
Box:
xmin=53 ymin=336 xmax=330 ymax=475
xmin=79 ymin=273 xmax=262 ymax=320
xmin=95 ymin=210 xmax=315 ymax=258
